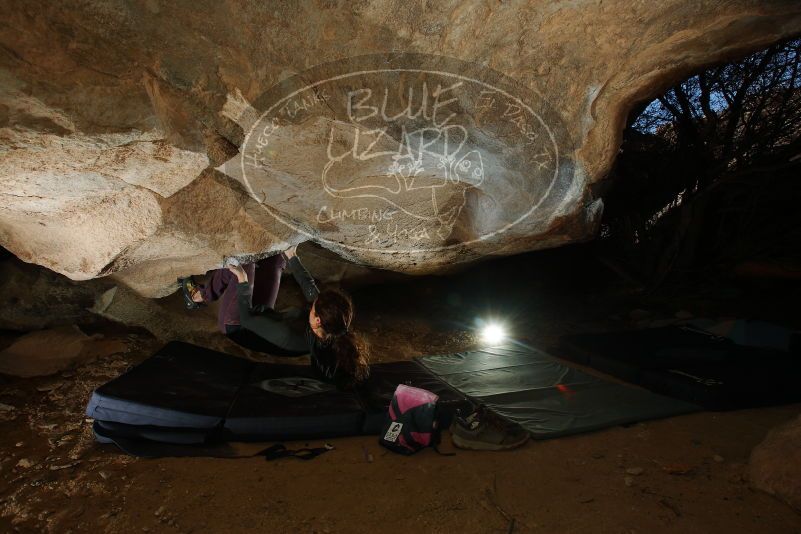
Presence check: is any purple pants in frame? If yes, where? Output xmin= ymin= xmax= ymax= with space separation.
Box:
xmin=201 ymin=254 xmax=287 ymax=333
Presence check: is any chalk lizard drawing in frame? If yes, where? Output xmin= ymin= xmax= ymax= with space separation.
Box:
xmin=321 ymin=121 xmax=484 ymax=240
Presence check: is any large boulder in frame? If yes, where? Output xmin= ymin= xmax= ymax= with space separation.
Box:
xmin=749 ymin=413 xmax=801 ymax=512
xmin=1 ymin=1 xmax=800 ymax=296
xmin=0 ymin=326 xmax=126 ymax=377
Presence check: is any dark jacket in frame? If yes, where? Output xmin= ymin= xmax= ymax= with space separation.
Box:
xmin=235 ymin=255 xmax=353 ymax=388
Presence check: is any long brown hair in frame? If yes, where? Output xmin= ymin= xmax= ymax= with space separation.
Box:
xmin=314 ymin=289 xmax=370 ymax=384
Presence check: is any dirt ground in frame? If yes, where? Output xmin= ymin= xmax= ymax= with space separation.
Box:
xmin=1 ymin=247 xmax=800 ymax=533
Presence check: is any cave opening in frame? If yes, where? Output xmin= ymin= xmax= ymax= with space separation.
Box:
xmin=600 ymin=37 xmax=801 ymax=296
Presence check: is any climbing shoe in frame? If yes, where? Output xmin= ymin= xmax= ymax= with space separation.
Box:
xmin=178 ymin=276 xmax=205 ymax=310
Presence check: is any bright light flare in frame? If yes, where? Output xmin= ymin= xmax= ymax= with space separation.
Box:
xmin=480 ymin=323 xmax=507 ymax=345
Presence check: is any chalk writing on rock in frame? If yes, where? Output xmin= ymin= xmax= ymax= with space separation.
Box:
xmin=238 ymin=53 xmax=573 ymax=254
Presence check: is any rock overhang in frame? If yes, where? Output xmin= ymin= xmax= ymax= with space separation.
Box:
xmin=0 ymin=1 xmax=799 ymax=296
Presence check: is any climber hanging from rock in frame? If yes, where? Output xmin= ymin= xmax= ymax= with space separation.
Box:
xmin=178 ymin=245 xmax=369 ymax=389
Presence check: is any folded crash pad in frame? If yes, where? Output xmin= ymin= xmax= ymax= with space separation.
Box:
xmin=86 ymin=341 xmax=252 ymax=429
xmin=86 ymin=341 xmax=472 ymax=449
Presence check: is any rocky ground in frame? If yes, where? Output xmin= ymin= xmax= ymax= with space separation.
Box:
xmin=1 ymin=246 xmax=800 ymax=533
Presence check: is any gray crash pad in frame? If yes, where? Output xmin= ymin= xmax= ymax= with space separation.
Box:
xmin=418 ymin=345 xmax=699 ymax=439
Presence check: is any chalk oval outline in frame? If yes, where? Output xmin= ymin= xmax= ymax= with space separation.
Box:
xmin=240 ymin=53 xmax=570 ymax=254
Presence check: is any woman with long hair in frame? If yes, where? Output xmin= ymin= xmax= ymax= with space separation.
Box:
xmin=179 ymin=246 xmax=369 ymax=389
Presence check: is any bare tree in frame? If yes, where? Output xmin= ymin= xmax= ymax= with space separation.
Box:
xmin=603 ymin=38 xmax=801 ymax=287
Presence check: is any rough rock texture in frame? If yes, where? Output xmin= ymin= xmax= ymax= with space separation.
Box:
xmin=88 ymin=284 xmax=244 ymax=353
xmin=749 ymin=413 xmax=801 ymax=512
xmin=1 ymin=1 xmax=800 ymax=296
xmin=0 ymin=256 xmax=110 ymax=331
xmin=0 ymin=254 xmax=251 ymax=356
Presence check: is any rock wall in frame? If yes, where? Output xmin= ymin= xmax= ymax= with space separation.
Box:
xmin=1 ymin=1 xmax=800 ymax=296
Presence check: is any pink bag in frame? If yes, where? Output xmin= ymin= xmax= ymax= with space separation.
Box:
xmin=379 ymin=384 xmax=441 ymax=455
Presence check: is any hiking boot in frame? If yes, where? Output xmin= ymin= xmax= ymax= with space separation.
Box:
xmin=450 ymin=407 xmax=529 ymax=451
xmin=178 ymin=276 xmax=205 ymax=310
